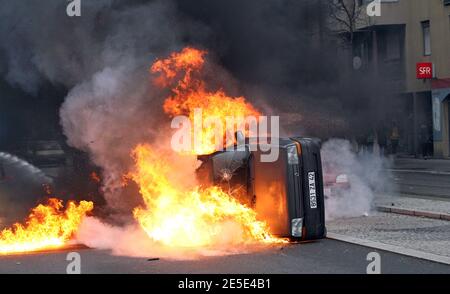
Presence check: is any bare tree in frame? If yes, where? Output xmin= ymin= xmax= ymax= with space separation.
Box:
xmin=327 ymin=0 xmax=369 ymax=55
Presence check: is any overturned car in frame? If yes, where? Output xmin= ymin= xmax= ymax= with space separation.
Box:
xmin=196 ymin=136 xmax=326 ymax=241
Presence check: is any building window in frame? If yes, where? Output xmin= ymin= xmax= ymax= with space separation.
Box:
xmin=421 ymin=20 xmax=431 ymax=56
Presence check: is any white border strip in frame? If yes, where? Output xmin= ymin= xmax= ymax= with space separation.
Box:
xmin=327 ymin=232 xmax=450 ymax=265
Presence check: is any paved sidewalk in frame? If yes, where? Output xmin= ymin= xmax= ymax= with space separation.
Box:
xmin=327 ymin=212 xmax=450 ymax=261
xmin=327 ymin=193 xmax=450 ymax=264
xmin=375 ymin=194 xmax=450 ymax=220
xmin=325 ymin=158 xmax=450 ymax=264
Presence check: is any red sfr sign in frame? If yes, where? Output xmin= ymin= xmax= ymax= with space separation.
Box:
xmin=417 ymin=62 xmax=433 ymax=79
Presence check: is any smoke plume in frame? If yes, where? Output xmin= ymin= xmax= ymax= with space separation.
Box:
xmin=0 ymin=0 xmax=398 ymax=257
xmin=76 ymin=216 xmax=276 ymax=259
xmin=0 ymin=0 xmax=203 ymax=211
xmin=321 ymin=139 xmax=392 ymax=220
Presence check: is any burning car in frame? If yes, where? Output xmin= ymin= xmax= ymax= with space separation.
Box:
xmin=196 ymin=136 xmax=326 ymax=241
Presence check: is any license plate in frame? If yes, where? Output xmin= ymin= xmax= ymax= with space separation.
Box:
xmin=308 ymin=172 xmax=317 ymax=209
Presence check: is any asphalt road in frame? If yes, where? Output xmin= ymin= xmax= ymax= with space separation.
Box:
xmin=390 ymin=171 xmax=450 ymax=199
xmin=390 ymin=158 xmax=450 ymax=199
xmin=2 ymin=157 xmax=450 ymax=274
xmin=0 ymin=239 xmax=449 ymax=274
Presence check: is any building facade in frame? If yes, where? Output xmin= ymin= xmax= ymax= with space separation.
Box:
xmin=349 ymin=0 xmax=450 ymax=157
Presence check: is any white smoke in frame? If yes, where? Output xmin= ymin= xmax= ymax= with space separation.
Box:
xmin=76 ymin=216 xmax=278 ymax=259
xmin=60 ymin=64 xmax=162 ymax=210
xmin=321 ymin=139 xmax=392 ymax=220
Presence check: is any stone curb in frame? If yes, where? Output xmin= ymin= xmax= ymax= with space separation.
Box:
xmin=377 ymin=205 xmax=450 ymax=221
xmin=327 ymin=232 xmax=450 ymax=266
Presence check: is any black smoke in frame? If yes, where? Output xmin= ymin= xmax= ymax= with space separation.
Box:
xmin=174 ymin=0 xmax=394 ymax=139
xmin=0 ymin=0 xmax=393 ymax=143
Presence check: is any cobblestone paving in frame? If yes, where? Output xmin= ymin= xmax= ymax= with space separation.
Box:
xmin=327 ymin=212 xmax=450 ymax=258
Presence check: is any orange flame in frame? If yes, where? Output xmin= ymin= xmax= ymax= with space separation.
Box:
xmin=0 ymin=198 xmax=93 ymax=255
xmin=130 ymin=47 xmax=285 ymax=248
xmin=151 ymin=47 xmax=261 ymax=155
xmin=131 ymin=144 xmax=284 ymax=247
